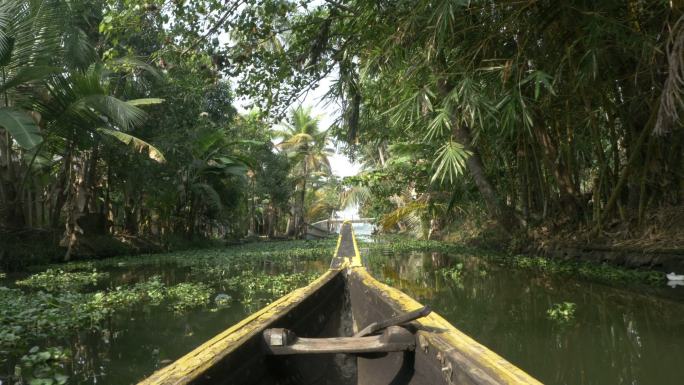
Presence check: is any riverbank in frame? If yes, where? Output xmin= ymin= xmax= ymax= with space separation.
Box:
xmin=439 ymin=206 xmax=684 ymax=276
xmin=527 ymin=206 xmax=684 ymax=273
xmin=1 ymin=235 xmax=682 ymax=384
xmin=0 ymin=228 xmax=234 ymax=271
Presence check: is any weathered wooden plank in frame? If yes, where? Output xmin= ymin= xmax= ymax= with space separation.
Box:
xmin=349 ymin=268 xmax=544 ymax=385
xmin=263 ymin=326 xmax=415 ymax=355
xmin=354 ymin=305 xmax=431 ymax=337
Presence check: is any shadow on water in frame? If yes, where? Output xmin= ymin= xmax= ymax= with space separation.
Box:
xmin=363 ymin=247 xmax=684 ymax=385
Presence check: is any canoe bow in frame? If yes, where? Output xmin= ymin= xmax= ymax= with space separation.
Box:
xmin=138 ymin=221 xmax=542 ymax=385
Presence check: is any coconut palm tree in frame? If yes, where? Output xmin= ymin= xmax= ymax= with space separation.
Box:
xmin=275 ymin=107 xmax=332 ymax=237
xmin=35 ymin=63 xmax=165 ymax=259
xmin=0 ymin=0 xmax=71 ymax=228
xmin=0 ymin=0 xmax=170 ymax=259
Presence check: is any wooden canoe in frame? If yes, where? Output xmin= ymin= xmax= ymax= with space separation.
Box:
xmin=138 ymin=222 xmax=543 ymax=385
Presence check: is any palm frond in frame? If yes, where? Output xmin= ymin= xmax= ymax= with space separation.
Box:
xmin=431 ymin=141 xmax=470 ymax=185
xmin=340 ymin=185 xmax=372 ymax=208
xmin=97 ymin=128 xmax=165 ymax=163
xmin=82 ymin=95 xmax=147 ymax=130
xmin=307 ymin=201 xmax=335 ymax=219
xmin=126 ymin=98 xmax=165 ymax=106
xmin=109 ymin=56 xmax=163 ymax=80
xmin=0 ymin=107 xmax=42 ymax=149
xmin=191 ymin=183 xmax=223 ymax=214
xmin=0 ymin=66 xmax=59 ymax=94
xmin=278 ymin=132 xmax=315 ymax=151
xmin=379 ymin=201 xmax=427 ymax=233
xmin=63 ymin=26 xmax=96 ymax=70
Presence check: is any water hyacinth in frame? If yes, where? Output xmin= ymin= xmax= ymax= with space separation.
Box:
xmin=16 ymin=269 xmax=108 ymax=293
xmin=0 ymin=239 xmax=335 ymax=384
xmin=547 ymin=302 xmax=577 ymax=324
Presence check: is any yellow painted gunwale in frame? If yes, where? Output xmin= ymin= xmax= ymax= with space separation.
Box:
xmin=138 ymin=238 xmax=348 ymax=385
xmin=139 ymin=221 xmax=541 ymax=385
xmin=343 ymin=223 xmax=541 ymax=384
xmin=350 ymin=268 xmax=542 ymax=384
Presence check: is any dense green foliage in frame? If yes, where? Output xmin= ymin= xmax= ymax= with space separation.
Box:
xmin=4 ymin=0 xmax=682 ymax=264
xmin=0 ymin=0 xmax=346 ymax=268
xmin=226 ymin=0 xmax=684 ymax=246
xmin=0 ymin=239 xmax=333 ymax=384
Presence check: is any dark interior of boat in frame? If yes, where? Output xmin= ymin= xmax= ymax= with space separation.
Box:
xmin=188 ymin=269 xmax=442 ymax=385
xmin=140 ymin=223 xmax=540 ymax=385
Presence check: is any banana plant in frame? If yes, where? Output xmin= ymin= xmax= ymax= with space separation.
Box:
xmin=176 ymin=128 xmax=254 ymax=236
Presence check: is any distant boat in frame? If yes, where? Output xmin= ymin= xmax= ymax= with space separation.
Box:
xmin=666 ymin=272 xmax=684 ymax=281
xmin=138 ymin=222 xmax=541 ymax=385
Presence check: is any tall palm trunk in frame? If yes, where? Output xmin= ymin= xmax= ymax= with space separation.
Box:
xmin=297 ymin=166 xmax=307 ymax=237
xmin=449 ymin=118 xmax=521 ymax=231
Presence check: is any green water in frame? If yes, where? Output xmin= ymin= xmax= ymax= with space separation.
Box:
xmin=54 ymin=261 xmax=329 ymax=385
xmin=363 ymin=247 xmax=684 ymax=385
xmin=4 ymin=241 xmax=684 ymax=385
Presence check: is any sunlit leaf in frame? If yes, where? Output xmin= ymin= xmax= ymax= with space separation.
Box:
xmin=431 ymin=141 xmax=470 ymax=185
xmin=97 ymin=128 xmax=165 ymax=163
xmin=0 ymin=107 xmax=42 ymax=149
xmin=126 ymin=98 xmax=165 ymax=106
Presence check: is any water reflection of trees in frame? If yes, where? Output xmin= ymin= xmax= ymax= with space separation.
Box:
xmin=370 ymin=249 xmax=684 ymax=385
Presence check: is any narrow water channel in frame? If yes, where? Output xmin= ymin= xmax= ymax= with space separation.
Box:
xmin=8 ymin=236 xmax=683 ymax=385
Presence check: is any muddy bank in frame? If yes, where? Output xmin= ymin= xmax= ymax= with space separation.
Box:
xmin=540 ymin=243 xmax=684 ymax=274
xmin=0 ymin=228 xmax=233 ymax=271
xmin=441 ymin=208 xmax=684 ymax=275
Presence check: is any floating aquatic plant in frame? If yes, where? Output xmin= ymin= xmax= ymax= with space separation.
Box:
xmin=18 ymin=346 xmax=70 ymax=385
xmin=438 ymin=263 xmax=464 ymax=282
xmin=547 ymin=302 xmax=577 ymax=323
xmin=16 ymin=269 xmax=108 ymax=293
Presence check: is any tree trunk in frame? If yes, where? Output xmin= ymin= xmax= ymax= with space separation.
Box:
xmin=0 ymin=131 xmax=25 ymax=228
xmin=534 ymin=125 xmax=582 ymax=220
xmin=286 ymin=199 xmax=296 ymax=237
xmin=248 ymin=177 xmax=256 ymax=236
xmin=596 ymin=114 xmax=654 ymax=231
xmin=451 ymin=121 xmax=520 ymax=231
xmin=298 ymin=178 xmax=307 ymax=237
xmin=438 ymin=78 xmax=520 ymax=231
xmin=51 ymin=143 xmax=73 ymax=229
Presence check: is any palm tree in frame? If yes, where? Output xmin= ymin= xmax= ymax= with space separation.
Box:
xmin=0 ymin=0 xmax=69 ymax=228
xmin=36 ymin=63 xmax=165 ymax=259
xmin=178 ymin=129 xmax=249 ymax=237
xmin=0 ymin=0 xmax=164 ymax=258
xmin=275 ymin=107 xmax=332 ymax=237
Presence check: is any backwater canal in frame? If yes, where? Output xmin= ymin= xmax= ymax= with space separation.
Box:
xmin=2 ymin=228 xmax=683 ymax=385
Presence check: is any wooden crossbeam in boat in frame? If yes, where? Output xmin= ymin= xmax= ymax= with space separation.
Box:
xmin=263 ymin=326 xmax=415 ymax=355
xmin=354 ymin=305 xmax=431 ymax=337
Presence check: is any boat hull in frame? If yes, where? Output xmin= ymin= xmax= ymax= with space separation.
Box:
xmin=138 ymin=223 xmax=542 ymax=385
